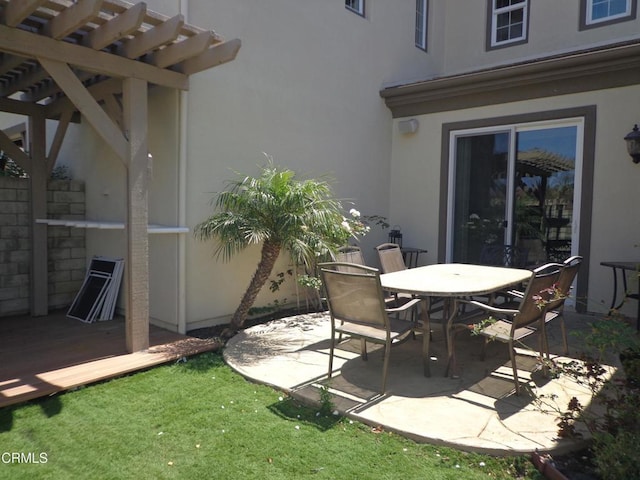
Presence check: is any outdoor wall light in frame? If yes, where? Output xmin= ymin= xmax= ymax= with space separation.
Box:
xmin=398 ymin=118 xmax=419 ymax=135
xmin=624 ymin=124 xmax=640 ymax=163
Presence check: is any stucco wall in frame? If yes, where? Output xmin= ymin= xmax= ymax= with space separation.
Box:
xmin=389 ymin=85 xmax=640 ymax=316
xmin=439 ymin=1 xmax=640 ymax=76
xmin=53 ymin=0 xmax=436 ymax=330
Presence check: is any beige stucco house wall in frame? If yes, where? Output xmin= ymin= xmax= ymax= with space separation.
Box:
xmin=384 ymin=0 xmax=640 ymax=317
xmin=10 ymin=0 xmax=637 ymax=330
xmin=52 ymin=0 xmax=436 ymax=332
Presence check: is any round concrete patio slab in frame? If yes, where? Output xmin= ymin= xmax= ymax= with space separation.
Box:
xmin=224 ymin=312 xmax=613 ymax=455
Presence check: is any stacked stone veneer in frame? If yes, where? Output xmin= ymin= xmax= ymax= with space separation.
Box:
xmin=0 ymin=177 xmax=86 ymax=316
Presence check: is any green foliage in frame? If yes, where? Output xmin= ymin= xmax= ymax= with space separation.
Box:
xmin=195 ymin=157 xmax=359 ymax=268
xmin=547 ymin=314 xmax=640 ymax=479
xmin=0 ymin=154 xmax=27 ymax=178
xmin=318 ymin=385 xmax=334 ymax=416
xmin=50 ymin=165 xmax=72 ymax=180
xmin=194 ymin=157 xmax=373 ymax=330
xmin=0 ymin=151 xmax=73 ymax=180
xmin=581 ymin=315 xmax=639 ymax=362
xmin=297 ymin=274 xmax=322 ymax=291
xmin=592 ymin=431 xmax=640 ymax=480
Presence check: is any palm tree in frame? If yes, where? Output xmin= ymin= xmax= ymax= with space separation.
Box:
xmin=195 ymin=160 xmax=354 ymax=335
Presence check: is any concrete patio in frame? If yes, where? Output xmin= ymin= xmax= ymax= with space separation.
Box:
xmin=224 ymin=309 xmax=618 ymax=456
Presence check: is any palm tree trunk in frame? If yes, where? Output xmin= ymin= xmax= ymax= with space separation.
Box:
xmin=228 ymin=240 xmax=281 ymax=333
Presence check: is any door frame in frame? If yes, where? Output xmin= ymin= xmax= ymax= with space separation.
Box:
xmin=439 ymin=106 xmax=596 ymax=311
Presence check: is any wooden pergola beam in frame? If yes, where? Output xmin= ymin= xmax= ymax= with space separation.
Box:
xmin=177 ymin=38 xmax=242 ymax=75
xmin=0 ymin=128 xmax=32 ymax=174
xmin=84 ymin=2 xmax=147 ymax=50
xmin=29 ymin=112 xmax=48 ymax=317
xmin=43 ymin=77 xmax=122 ymax=119
xmin=0 ymin=24 xmax=189 ymax=90
xmin=122 ymin=76 xmax=150 ymax=352
xmin=0 ymin=64 xmax=48 ymax=97
xmin=43 ymin=0 xmax=105 ymax=40
xmin=20 ymin=69 xmax=94 ymax=103
xmin=149 ymin=30 xmax=215 ymax=68
xmin=0 ymin=96 xmax=44 ymax=116
xmin=0 ymin=53 xmax=30 ymax=76
xmin=39 ymin=58 xmax=128 ymax=163
xmin=46 ymin=108 xmax=73 ymax=173
xmin=2 ymin=0 xmax=48 ymax=27
xmin=121 ymin=14 xmax=184 ymax=60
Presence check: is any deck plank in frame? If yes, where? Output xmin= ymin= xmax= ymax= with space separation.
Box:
xmin=0 ymin=312 xmax=220 ymax=407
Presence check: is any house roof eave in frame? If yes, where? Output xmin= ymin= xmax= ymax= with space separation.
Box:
xmin=381 ymin=40 xmax=640 ymax=118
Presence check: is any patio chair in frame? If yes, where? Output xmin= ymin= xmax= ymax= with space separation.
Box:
xmin=375 ymin=243 xmax=407 ymax=273
xmin=479 ymin=244 xmax=530 ymax=268
xmin=374 ymin=242 xmax=427 ymax=321
xmin=552 ymin=255 xmax=583 ymax=355
xmin=451 ymin=262 xmax=564 ymax=395
xmin=334 ymin=245 xmax=366 ymax=272
xmin=319 ymin=262 xmax=420 ymax=393
xmin=502 ymin=255 xmax=582 ymax=355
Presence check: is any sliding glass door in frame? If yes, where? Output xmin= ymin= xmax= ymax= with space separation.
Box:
xmin=448 ymin=121 xmax=581 ymax=266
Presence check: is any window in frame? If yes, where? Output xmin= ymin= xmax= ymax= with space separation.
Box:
xmin=415 ymin=0 xmax=428 ymax=50
xmin=580 ymin=0 xmax=636 ymax=28
xmin=447 ymin=120 xmax=583 ymax=265
xmin=346 ymin=0 xmax=365 ymax=16
xmin=488 ymin=0 xmax=529 ymax=49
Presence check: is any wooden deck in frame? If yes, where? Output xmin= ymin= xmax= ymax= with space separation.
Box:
xmin=0 ymin=312 xmax=220 ymax=408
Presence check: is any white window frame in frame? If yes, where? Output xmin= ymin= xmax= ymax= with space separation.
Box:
xmin=346 ymin=0 xmax=365 ymax=17
xmin=586 ymin=0 xmax=632 ymax=24
xmin=490 ymin=0 xmax=528 ymax=48
xmin=415 ymin=0 xmax=428 ymax=51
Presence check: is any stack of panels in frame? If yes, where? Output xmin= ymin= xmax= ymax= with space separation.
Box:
xmin=67 ymin=256 xmax=124 ymax=323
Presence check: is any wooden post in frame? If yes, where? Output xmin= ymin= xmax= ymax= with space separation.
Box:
xmin=122 ymin=77 xmax=149 ymax=352
xmin=29 ymin=112 xmax=48 ymax=316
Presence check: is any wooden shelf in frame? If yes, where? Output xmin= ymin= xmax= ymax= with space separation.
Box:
xmin=36 ymin=219 xmax=189 ymax=234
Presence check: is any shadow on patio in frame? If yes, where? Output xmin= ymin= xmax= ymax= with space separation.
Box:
xmin=224 ymin=310 xmax=619 ymax=456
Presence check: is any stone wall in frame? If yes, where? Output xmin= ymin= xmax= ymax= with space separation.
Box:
xmin=0 ymin=177 xmax=86 ymax=316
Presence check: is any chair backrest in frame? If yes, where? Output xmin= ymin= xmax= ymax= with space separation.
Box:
xmin=335 ymin=246 xmax=366 ymax=271
xmin=557 ymin=255 xmax=583 ymax=297
xmin=479 ymin=244 xmax=529 ymax=268
xmin=514 ymin=262 xmax=564 ymax=328
xmin=319 ymin=262 xmax=389 ymax=329
xmin=375 ymin=243 xmax=407 ymax=273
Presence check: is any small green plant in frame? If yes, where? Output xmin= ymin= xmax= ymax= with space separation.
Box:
xmin=318 ymin=384 xmax=335 ymax=416
xmin=50 ymin=165 xmax=72 ymax=180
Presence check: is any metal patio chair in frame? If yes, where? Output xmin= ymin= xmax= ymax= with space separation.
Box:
xmin=320 ymin=262 xmax=420 ymax=393
xmin=452 ymin=262 xmax=564 ymax=395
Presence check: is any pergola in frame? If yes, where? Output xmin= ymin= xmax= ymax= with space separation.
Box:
xmin=0 ymin=0 xmax=240 ymax=352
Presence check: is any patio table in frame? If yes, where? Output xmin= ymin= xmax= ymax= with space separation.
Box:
xmin=600 ymin=261 xmax=640 ymax=331
xmin=380 ymin=263 xmax=532 ymax=377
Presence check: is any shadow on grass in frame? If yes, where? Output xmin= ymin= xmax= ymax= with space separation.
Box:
xmin=267 ymin=397 xmax=342 ymax=432
xmin=173 ymin=351 xmax=225 ymax=372
xmin=0 ymin=394 xmax=63 ymax=433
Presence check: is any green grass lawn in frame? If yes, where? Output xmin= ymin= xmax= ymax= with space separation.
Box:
xmin=0 ymin=353 xmax=543 ymax=479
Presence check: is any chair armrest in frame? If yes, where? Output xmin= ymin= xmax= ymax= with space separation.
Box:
xmin=385 ymin=298 xmax=421 ymax=314
xmin=505 ymin=289 xmax=524 ymax=298
xmin=456 ymin=298 xmax=519 ymax=316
